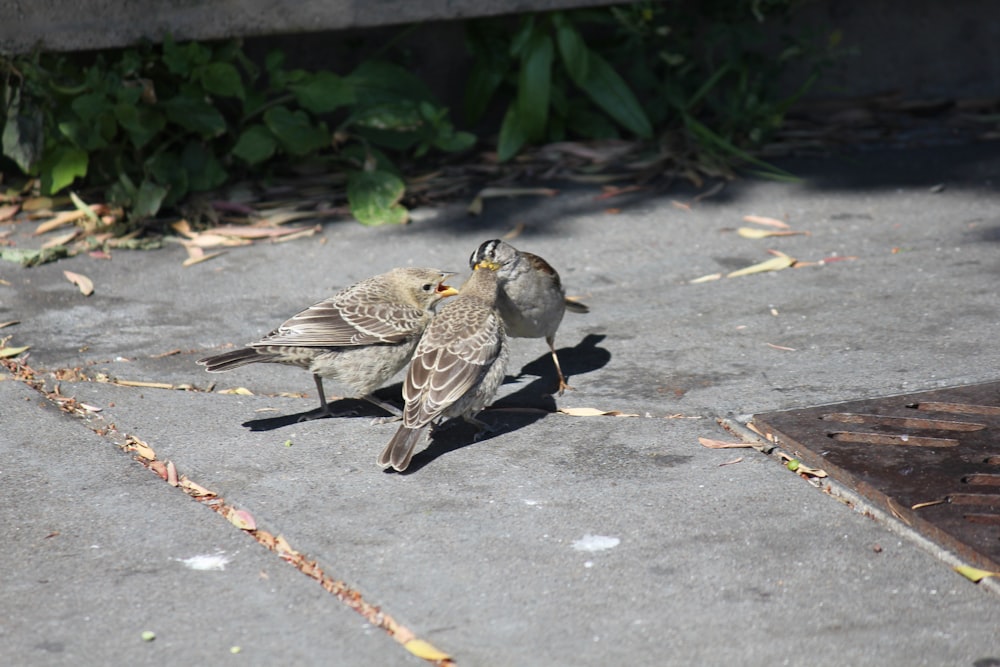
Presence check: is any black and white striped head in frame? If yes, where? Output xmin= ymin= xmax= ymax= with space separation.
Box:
xmin=469 ymin=239 xmax=520 ymax=272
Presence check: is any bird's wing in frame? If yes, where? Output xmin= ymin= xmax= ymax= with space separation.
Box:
xmin=402 ymin=308 xmax=504 ymax=426
xmin=255 ymin=298 xmax=426 ymax=348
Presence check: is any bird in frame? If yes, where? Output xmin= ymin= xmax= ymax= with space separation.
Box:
xmin=197 ymin=267 xmax=458 ymax=420
xmin=468 ymin=239 xmax=588 ymax=395
xmin=377 ymin=259 xmax=509 ymax=472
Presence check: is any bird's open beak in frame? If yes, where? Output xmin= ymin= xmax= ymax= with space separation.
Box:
xmin=437 ymin=282 xmax=459 ymax=297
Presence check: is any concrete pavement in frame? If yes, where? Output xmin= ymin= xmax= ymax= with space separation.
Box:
xmin=3 ymin=143 xmax=1000 ymax=665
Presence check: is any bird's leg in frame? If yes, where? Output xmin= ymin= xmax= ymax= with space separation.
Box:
xmin=464 ymin=415 xmax=494 ymax=441
xmin=547 ymin=336 xmax=574 ymax=395
xmin=297 ymin=375 xmax=341 ymax=421
xmin=361 ymin=394 xmax=403 ymax=424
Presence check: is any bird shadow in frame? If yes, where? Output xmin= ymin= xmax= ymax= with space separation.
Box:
xmin=241 ymin=387 xmax=403 ymax=431
xmin=395 ymin=333 xmax=611 ymax=473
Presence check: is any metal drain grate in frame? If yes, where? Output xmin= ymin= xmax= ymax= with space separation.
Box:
xmin=752 ymin=382 xmax=1000 ymax=571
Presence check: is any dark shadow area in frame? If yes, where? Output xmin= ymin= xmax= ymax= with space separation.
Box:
xmin=241 ymin=385 xmax=403 ymax=431
xmin=392 ymin=333 xmax=611 ymax=473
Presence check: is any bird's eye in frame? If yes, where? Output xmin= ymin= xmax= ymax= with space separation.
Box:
xmin=422 ymin=283 xmax=433 ymax=292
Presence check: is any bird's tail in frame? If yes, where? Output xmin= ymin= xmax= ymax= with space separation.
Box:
xmin=564 ymin=298 xmax=589 ymax=314
xmin=197 ymin=348 xmax=272 ymax=372
xmin=377 ymin=425 xmax=427 ymax=472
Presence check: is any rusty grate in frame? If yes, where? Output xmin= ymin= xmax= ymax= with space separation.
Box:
xmin=752 ymin=382 xmax=1000 ymax=571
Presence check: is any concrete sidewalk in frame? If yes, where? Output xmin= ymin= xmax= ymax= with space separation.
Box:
xmin=3 ymin=143 xmax=1000 ymax=666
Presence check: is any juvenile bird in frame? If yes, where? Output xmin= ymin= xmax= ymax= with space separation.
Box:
xmin=469 ymin=239 xmax=588 ymax=394
xmin=198 ymin=267 xmax=458 ymax=420
xmin=377 ymin=259 xmax=509 ymax=472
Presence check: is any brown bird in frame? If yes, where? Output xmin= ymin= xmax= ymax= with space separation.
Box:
xmin=377 ymin=259 xmax=509 ymax=472
xmin=198 ymin=267 xmax=458 ymax=420
xmin=469 ymin=239 xmax=588 ymax=395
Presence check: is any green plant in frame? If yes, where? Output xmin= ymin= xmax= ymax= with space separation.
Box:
xmin=1 ymin=37 xmax=474 ymax=226
xmin=464 ymin=11 xmax=653 ymax=161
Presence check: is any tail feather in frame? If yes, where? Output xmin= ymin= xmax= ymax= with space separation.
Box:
xmin=197 ymin=347 xmax=270 ymax=372
xmin=377 ymin=425 xmax=427 ymax=472
xmin=564 ymin=298 xmax=589 ymax=314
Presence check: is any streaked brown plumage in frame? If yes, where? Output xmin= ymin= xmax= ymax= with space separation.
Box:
xmin=469 ymin=239 xmax=588 ymax=395
xmin=198 ymin=267 xmax=458 ymax=420
xmin=377 ymin=260 xmax=509 ymax=472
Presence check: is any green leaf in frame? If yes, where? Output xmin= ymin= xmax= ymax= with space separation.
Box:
xmin=181 ymin=142 xmax=228 ymax=192
xmin=347 ymin=61 xmax=434 ymax=106
xmin=162 ymin=36 xmax=211 ymax=77
xmin=144 ymin=153 xmax=189 ymax=206
xmin=351 ymin=101 xmax=422 ymax=132
xmin=2 ymin=90 xmax=44 ymax=173
xmin=161 ymin=90 xmax=227 ymax=137
xmin=288 ymin=71 xmax=355 ymax=113
xmin=575 ymin=51 xmax=652 ymax=139
xmin=517 ymin=30 xmax=554 ymax=142
xmin=0 ymin=246 xmax=69 ymax=266
xmin=556 ymin=23 xmax=590 ymax=85
xmin=463 ymin=56 xmax=507 ymax=125
xmin=509 ymin=16 xmax=537 ymax=58
xmin=263 ymin=106 xmax=329 ymax=156
xmin=433 ymin=130 xmax=476 ymax=153
xmin=346 ymin=169 xmax=408 ymax=226
xmin=132 ymin=179 xmax=170 ymax=220
xmin=114 ymin=104 xmax=166 ymax=149
xmin=231 ymin=124 xmax=277 ymax=165
xmin=40 ymin=145 xmax=88 ymax=194
xmin=70 ymin=92 xmax=109 ymax=122
xmin=497 ymin=105 xmax=527 ymax=162
xmin=196 ymin=62 xmax=245 ymax=100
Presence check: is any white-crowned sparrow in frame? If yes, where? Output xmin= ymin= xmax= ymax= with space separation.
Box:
xmin=198 ymin=267 xmax=458 ymax=420
xmin=469 ymin=239 xmax=588 ymax=394
xmin=377 ymin=259 xmax=509 ymax=472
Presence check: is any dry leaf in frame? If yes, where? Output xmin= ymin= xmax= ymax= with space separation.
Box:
xmin=0 ymin=345 xmax=30 ymax=358
xmin=166 ymin=460 xmax=179 ymax=486
xmin=69 ymin=191 xmax=101 ymax=224
xmin=742 ymin=215 xmax=790 ymax=229
xmin=403 ymin=639 xmax=452 ymax=661
xmin=42 ymin=229 xmax=80 ymax=249
xmin=227 ymin=508 xmax=257 ymax=531
xmin=466 ymin=196 xmax=483 ymax=215
xmin=63 ymin=270 xmax=94 ymax=296
xmin=0 ymin=320 xmax=20 ymax=329
xmin=274 ymin=535 xmax=298 ymax=558
xmin=182 ymin=248 xmax=226 ymax=267
xmin=766 ymin=343 xmax=797 ymax=351
xmin=736 ymin=227 xmax=808 ymax=239
xmin=179 ymin=476 xmax=215 ymax=498
xmin=219 ymin=387 xmax=254 ymax=395
xmin=719 ymin=457 xmax=744 ymax=466
xmin=22 ymin=197 xmax=54 ymax=212
xmin=558 ymin=407 xmax=639 ymax=417
xmin=726 ymin=254 xmax=796 ymax=278
xmin=688 ymin=272 xmax=722 ymax=284
xmin=502 ymin=222 xmax=525 ymax=240
xmin=128 ymin=437 xmax=156 ymax=461
xmin=954 ymin=565 xmax=1000 ymax=583
xmin=34 ymin=209 xmax=84 ymax=235
xmin=113 ymin=379 xmax=177 ymax=390
xmin=0 ymin=204 xmax=19 ymax=221
xmin=698 ymin=437 xmax=752 ymax=449
xmin=149 ymin=460 xmax=168 ymax=480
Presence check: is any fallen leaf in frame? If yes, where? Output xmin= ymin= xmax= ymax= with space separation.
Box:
xmin=742 ymin=215 xmax=790 ymax=229
xmin=149 ymin=460 xmax=168 ymax=480
xmin=113 ymin=379 xmax=177 ymax=390
xmin=954 ymin=564 xmax=1000 ymax=583
xmin=766 ymin=343 xmax=797 ymax=351
xmin=558 ymin=407 xmax=639 ymax=417
xmin=166 ymin=461 xmax=178 ymax=486
xmin=0 ymin=345 xmax=30 ymax=358
xmin=274 ymin=535 xmax=298 ymax=558
xmin=227 ymin=508 xmax=257 ymax=531
xmin=688 ymin=272 xmax=722 ymax=284
xmin=127 ymin=437 xmax=156 ymax=461
xmin=726 ymin=254 xmax=796 ymax=278
xmin=69 ymin=191 xmax=101 ymax=224
xmin=42 ymin=229 xmax=80 ymax=249
xmin=698 ymin=437 xmax=752 ymax=449
xmin=0 ymin=320 xmax=20 ymax=329
xmin=219 ymin=387 xmax=254 ymax=395
xmin=671 ymin=200 xmax=692 ymax=212
xmin=719 ymin=457 xmax=744 ymax=466
xmin=736 ymin=227 xmax=808 ymax=239
xmin=182 ymin=249 xmax=226 ymax=267
xmin=63 ymin=270 xmax=94 ymax=296
xmin=179 ymin=476 xmax=215 ymax=498
xmin=403 ymin=639 xmax=452 ymax=661
xmin=22 ymin=197 xmax=54 ymax=212
xmin=502 ymin=222 xmax=526 ymax=240
xmin=0 ymin=204 xmax=19 ymax=221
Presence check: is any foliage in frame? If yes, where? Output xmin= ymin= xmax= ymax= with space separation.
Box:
xmin=465 ymin=0 xmax=836 ymax=170
xmin=1 ymin=37 xmax=474 ymax=225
